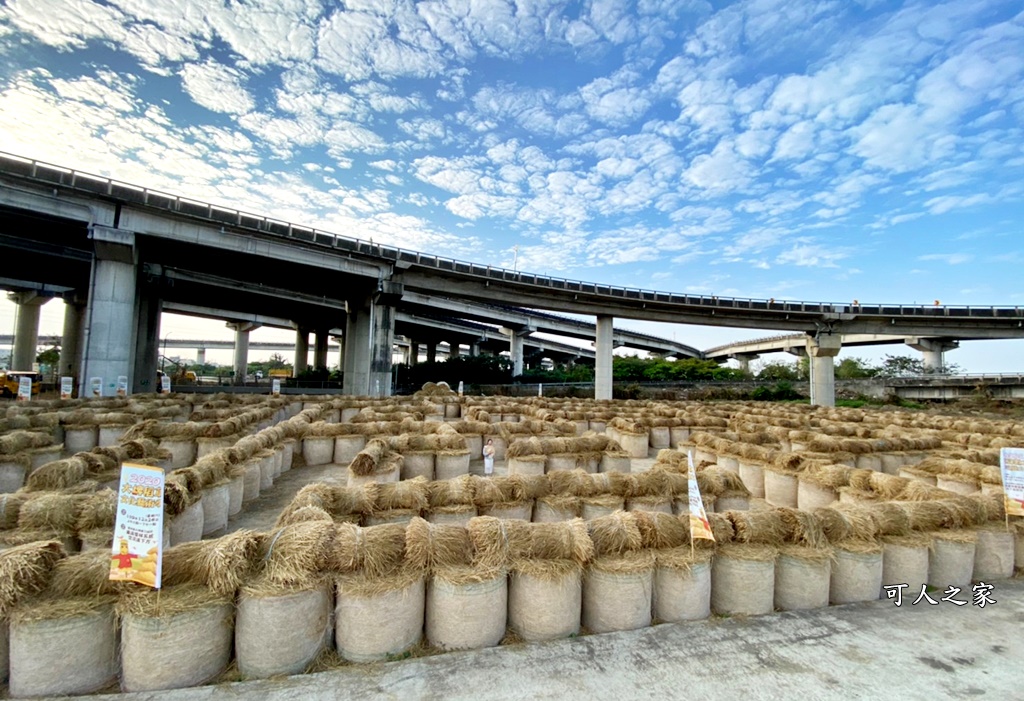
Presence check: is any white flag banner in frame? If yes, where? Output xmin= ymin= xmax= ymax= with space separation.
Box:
xmin=60 ymin=376 xmax=74 ymax=399
xmin=271 ymin=378 xmax=281 ymax=396
xmin=687 ymin=451 xmax=715 ymax=542
xmin=16 ymin=376 xmax=32 ymax=401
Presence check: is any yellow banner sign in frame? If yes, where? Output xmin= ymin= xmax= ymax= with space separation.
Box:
xmin=1000 ymin=448 xmax=1024 ymax=518
xmin=109 ymin=463 xmax=165 ymax=588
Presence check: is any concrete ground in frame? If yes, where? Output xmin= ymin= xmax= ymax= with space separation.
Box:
xmin=80 ymin=578 xmax=1023 ymax=701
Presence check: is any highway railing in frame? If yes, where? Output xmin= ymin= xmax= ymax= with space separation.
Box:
xmin=2 ymin=151 xmax=1022 ymax=321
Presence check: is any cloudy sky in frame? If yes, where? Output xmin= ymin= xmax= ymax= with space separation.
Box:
xmin=0 ymin=0 xmax=1022 ymax=371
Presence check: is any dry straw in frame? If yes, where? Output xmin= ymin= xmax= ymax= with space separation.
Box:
xmin=0 ymin=540 xmax=65 ymax=614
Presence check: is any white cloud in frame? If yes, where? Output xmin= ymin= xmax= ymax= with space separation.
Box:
xmin=775 ymin=243 xmax=848 ymax=268
xmin=918 ymin=252 xmax=974 ymax=265
xmin=180 ymin=61 xmax=255 ymax=115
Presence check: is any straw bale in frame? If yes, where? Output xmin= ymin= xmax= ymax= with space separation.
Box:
xmin=812 ymin=508 xmax=852 ymax=543
xmin=47 ymin=550 xmax=124 ymax=598
xmin=705 ymin=512 xmax=733 ymax=543
xmin=261 ymin=521 xmax=337 ymax=586
xmin=728 ymin=510 xmax=789 ymax=545
xmin=900 ymin=480 xmax=950 ymax=502
xmin=404 ymin=517 xmax=472 ymax=572
xmin=72 ymin=490 xmax=117 ymax=533
xmin=898 ymin=501 xmax=952 ymax=531
xmin=276 ymin=505 xmax=334 ymax=527
xmin=0 ymin=431 xmax=53 ymax=454
xmin=774 ymin=507 xmax=826 ymax=549
xmin=871 ymin=502 xmax=912 ymax=536
xmin=203 ymin=530 xmax=263 ymax=595
xmin=833 ymin=504 xmax=879 ymax=541
xmin=0 ymin=540 xmax=65 ymax=615
xmin=349 ymin=439 xmax=391 ymax=476
xmin=587 ymin=512 xmax=642 ymax=557
xmin=546 ymin=469 xmax=596 ymax=497
xmin=117 ymin=581 xmax=231 ymax=618
xmin=24 ymin=457 xmax=88 ymax=491
xmin=428 ymin=475 xmax=476 ymax=507
xmin=655 ymin=545 xmax=714 ymax=570
xmin=374 ymin=477 xmax=429 ymax=513
xmin=632 ymin=511 xmax=690 ymax=550
xmin=17 ymin=493 xmax=88 ymax=532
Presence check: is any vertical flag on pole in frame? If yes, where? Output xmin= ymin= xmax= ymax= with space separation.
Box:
xmin=687 ymin=450 xmax=715 ymax=543
xmin=60 ymin=376 xmax=74 ymax=399
xmin=90 ymin=376 xmax=103 ymax=397
xmin=16 ymin=376 xmax=32 ymax=401
xmin=999 ymin=447 xmax=1024 ymax=517
xmin=160 ymin=374 xmax=171 ymax=393
xmin=457 ymin=381 xmax=464 ymax=397
xmin=116 ymin=375 xmax=128 ymax=397
xmin=109 ymin=463 xmax=165 ymax=588
xmin=271 ymin=378 xmax=281 ymax=396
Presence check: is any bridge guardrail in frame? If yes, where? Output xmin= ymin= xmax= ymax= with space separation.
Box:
xmin=2 ymin=152 xmax=1022 ymax=322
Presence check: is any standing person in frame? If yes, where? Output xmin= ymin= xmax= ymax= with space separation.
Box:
xmin=483 ymin=438 xmax=495 ymax=477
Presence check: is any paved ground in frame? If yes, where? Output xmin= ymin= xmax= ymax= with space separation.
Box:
xmin=80 ymin=577 xmax=1023 ymax=701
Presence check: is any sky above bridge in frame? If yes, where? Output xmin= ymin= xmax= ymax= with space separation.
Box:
xmin=0 ymin=0 xmax=1021 ymax=370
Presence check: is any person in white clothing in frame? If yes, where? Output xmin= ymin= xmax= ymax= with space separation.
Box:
xmin=483 ymin=438 xmax=495 ymax=476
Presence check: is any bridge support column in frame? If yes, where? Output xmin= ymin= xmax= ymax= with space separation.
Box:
xmin=409 ymin=341 xmax=420 ymax=365
xmin=470 ymin=341 xmax=480 ymax=357
xmin=196 ymin=347 xmax=206 ymax=366
xmin=732 ymin=353 xmax=759 ymax=375
xmin=595 ymin=314 xmax=614 ymax=401
xmin=59 ymin=297 xmax=86 ymax=381
xmin=80 ymin=227 xmax=141 ymax=397
xmin=504 ymin=325 xmax=534 ymax=377
xmin=332 ymin=335 xmax=344 ymax=371
xmin=425 ymin=341 xmax=437 ymax=364
xmin=313 ymin=330 xmax=329 ymax=370
xmin=131 ymin=291 xmax=162 ymax=393
xmin=907 ymin=337 xmax=959 ymax=373
xmin=227 ymin=322 xmax=259 ymax=384
xmin=807 ymin=335 xmax=841 ymax=407
xmin=343 ymin=283 xmax=400 ymax=397
xmin=9 ymin=292 xmax=47 ymax=370
xmin=448 ymin=340 xmax=460 ymax=359
xmin=294 ymin=327 xmax=309 ymax=373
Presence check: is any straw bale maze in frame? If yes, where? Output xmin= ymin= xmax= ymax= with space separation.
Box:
xmin=0 ymin=385 xmax=1021 ymax=695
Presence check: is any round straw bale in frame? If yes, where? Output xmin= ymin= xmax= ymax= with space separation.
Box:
xmin=587 ymin=512 xmax=642 ymax=557
xmin=653 ymin=547 xmax=712 ymax=622
xmin=335 ymin=567 xmax=425 ymax=662
xmin=881 ymin=533 xmax=931 ymax=596
xmin=728 ymin=509 xmax=790 ymax=545
xmin=830 ymin=541 xmax=883 ymax=604
xmin=236 ymin=577 xmax=334 ymax=679
xmin=582 ymin=551 xmax=654 ymax=633
xmin=426 ymin=565 xmax=507 ymax=651
xmin=261 ymin=521 xmax=336 ymax=585
xmin=118 ymin=585 xmax=234 ymax=692
xmin=8 ymin=597 xmax=118 ymax=697
xmin=509 ymin=559 xmax=582 ymax=641
xmin=774 ymin=545 xmax=832 ymax=611
xmin=710 ymin=544 xmax=776 ymax=616
xmin=972 ymin=525 xmax=1014 ymax=581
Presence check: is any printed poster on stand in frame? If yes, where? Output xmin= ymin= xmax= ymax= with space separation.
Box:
xmin=16 ymin=376 xmax=32 ymax=401
xmin=687 ymin=451 xmax=715 ymax=542
xmin=60 ymin=376 xmax=74 ymax=399
xmin=1000 ymin=447 xmax=1024 ymax=517
xmin=109 ymin=463 xmax=165 ymax=588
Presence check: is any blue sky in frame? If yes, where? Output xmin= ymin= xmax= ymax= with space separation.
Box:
xmin=0 ymin=0 xmax=1022 ymax=371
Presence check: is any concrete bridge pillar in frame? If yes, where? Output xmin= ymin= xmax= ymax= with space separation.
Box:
xmin=595 ymin=314 xmax=614 ymax=400
xmin=343 ymin=283 xmax=400 ymax=397
xmin=504 ymin=324 xmax=535 ymax=377
xmin=132 ymin=291 xmax=162 ymax=393
xmin=425 ymin=341 xmax=437 ymax=364
xmin=57 ymin=296 xmax=86 ymax=382
xmin=409 ymin=341 xmax=420 ymax=365
xmin=294 ymin=327 xmax=309 ymax=373
xmin=731 ymin=353 xmax=759 ymax=375
xmin=448 ymin=340 xmax=460 ymax=359
xmin=470 ymin=341 xmax=480 ymax=357
xmin=227 ymin=322 xmax=259 ymax=384
xmin=196 ymin=347 xmax=206 ymax=366
xmin=8 ymin=292 xmax=48 ymax=370
xmin=80 ymin=227 xmax=143 ymax=397
xmin=331 ymin=335 xmax=344 ymax=371
xmin=807 ymin=335 xmax=842 ymax=407
xmin=907 ymin=337 xmax=959 ymax=373
xmin=313 ymin=329 xmax=329 ymax=370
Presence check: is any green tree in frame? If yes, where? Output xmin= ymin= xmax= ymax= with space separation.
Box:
xmin=755 ymin=360 xmax=800 ymax=381
xmin=35 ymin=345 xmax=60 ymax=366
xmin=835 ymin=357 xmax=878 ymax=379
xmin=876 ymin=355 xmax=923 ymax=377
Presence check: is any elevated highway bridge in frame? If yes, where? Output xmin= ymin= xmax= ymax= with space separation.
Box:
xmin=1 ymin=152 xmax=1021 ymax=405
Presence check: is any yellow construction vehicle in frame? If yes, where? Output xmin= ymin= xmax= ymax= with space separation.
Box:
xmin=0 ymin=370 xmax=41 ymax=398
